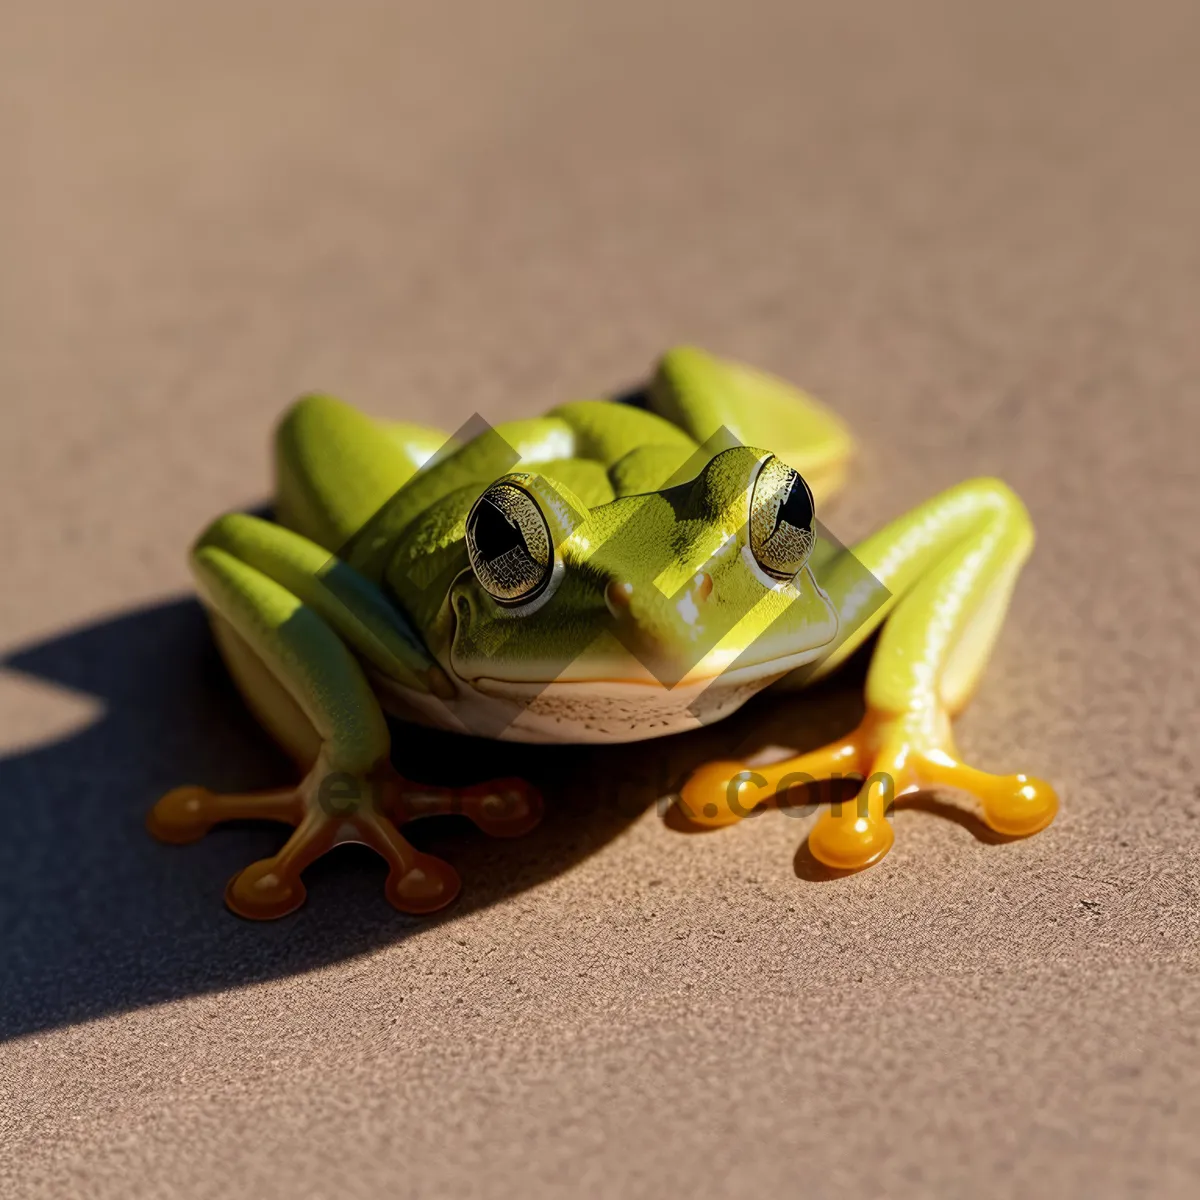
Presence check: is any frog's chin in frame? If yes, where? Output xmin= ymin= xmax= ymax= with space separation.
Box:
xmin=371 ymin=642 xmax=828 ymax=744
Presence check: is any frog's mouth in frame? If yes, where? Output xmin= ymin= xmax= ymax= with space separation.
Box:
xmin=377 ymin=635 xmax=833 ymax=745
xmin=375 ymin=565 xmax=841 ymax=743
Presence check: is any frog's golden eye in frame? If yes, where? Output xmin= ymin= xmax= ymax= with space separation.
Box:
xmin=749 ymin=457 xmax=816 ymax=581
xmin=465 ymin=480 xmax=554 ymax=605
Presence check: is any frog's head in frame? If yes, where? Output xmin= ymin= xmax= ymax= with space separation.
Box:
xmin=394 ymin=447 xmax=838 ymax=742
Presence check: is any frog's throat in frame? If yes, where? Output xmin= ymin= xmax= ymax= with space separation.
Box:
xmin=370 ymin=640 xmax=831 ymax=745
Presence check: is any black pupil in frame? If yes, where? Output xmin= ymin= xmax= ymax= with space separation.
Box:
xmin=471 ymin=498 xmax=526 ymax=560
xmin=776 ymin=474 xmax=814 ymax=533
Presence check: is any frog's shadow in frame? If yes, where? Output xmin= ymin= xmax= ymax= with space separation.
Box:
xmin=0 ymin=593 xmax=882 ymax=1042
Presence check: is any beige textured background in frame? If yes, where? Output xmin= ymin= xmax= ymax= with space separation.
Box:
xmin=2 ymin=2 xmax=1198 ymax=1196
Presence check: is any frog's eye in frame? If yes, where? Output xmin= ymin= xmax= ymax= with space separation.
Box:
xmin=465 ymin=480 xmax=554 ymax=605
xmin=749 ymin=457 xmax=816 ymax=581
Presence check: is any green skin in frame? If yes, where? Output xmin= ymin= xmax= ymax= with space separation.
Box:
xmin=149 ymin=346 xmax=1058 ymax=919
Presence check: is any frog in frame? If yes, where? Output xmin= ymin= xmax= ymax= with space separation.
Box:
xmin=148 ymin=346 xmax=1058 ymax=919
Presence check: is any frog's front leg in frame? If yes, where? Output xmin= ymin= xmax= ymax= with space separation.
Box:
xmin=681 ymin=478 xmax=1057 ymax=869
xmin=147 ymin=515 xmax=541 ymax=919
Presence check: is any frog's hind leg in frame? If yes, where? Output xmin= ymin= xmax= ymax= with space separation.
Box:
xmin=274 ymin=392 xmax=451 ymax=552
xmin=148 ymin=515 xmax=541 ymax=919
xmin=680 ymin=477 xmax=1058 ymax=870
xmin=649 ymin=346 xmax=855 ymax=505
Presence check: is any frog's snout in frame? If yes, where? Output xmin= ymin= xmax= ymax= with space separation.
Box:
xmin=604 ymin=571 xmax=714 ymax=627
xmin=597 ymin=569 xmax=729 ymax=688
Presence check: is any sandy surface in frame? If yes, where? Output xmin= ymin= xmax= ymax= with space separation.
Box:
xmin=2 ymin=2 xmax=1198 ymax=1196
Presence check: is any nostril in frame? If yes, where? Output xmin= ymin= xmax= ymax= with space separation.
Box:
xmin=605 ymin=579 xmax=634 ymax=618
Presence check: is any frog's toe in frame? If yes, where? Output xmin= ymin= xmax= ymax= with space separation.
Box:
xmin=226 ymin=857 xmax=309 ymax=921
xmin=677 ymin=760 xmax=771 ymax=827
xmin=459 ymin=778 xmax=544 ymax=838
xmin=351 ymin=811 xmax=461 ymax=914
xmin=147 ymin=786 xmax=217 ymax=844
xmin=918 ymin=753 xmax=1059 ymax=837
xmin=983 ymin=775 xmax=1058 ymax=836
xmin=385 ymin=856 xmax=462 ymax=914
xmin=148 ymin=784 xmax=303 ymax=845
xmin=807 ymin=790 xmax=896 ymax=871
xmin=392 ymin=775 xmax=544 ymax=839
xmin=678 ymin=735 xmax=860 ymax=828
xmin=215 ymin=806 xmax=339 ymax=920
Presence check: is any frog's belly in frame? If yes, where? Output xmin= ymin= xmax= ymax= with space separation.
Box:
xmin=372 ymin=671 xmax=781 ymax=744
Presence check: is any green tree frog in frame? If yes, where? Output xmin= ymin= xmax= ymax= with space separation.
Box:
xmin=149 ymin=347 xmax=1057 ymax=919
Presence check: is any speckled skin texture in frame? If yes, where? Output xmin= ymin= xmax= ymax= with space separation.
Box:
xmin=2 ymin=1 xmax=1198 ymax=1197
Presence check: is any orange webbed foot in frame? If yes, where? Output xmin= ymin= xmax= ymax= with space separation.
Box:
xmin=148 ymin=760 xmax=544 ymax=920
xmin=676 ymin=711 xmax=1057 ymax=872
